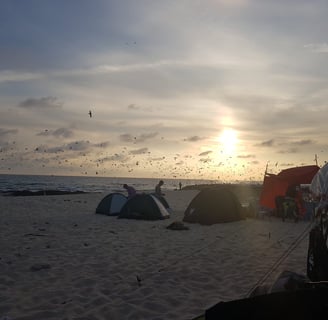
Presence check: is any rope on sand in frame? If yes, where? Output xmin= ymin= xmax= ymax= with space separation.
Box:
xmin=245 ymin=221 xmax=314 ymax=298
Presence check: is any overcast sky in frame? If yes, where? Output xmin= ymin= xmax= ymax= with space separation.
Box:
xmin=1 ymin=0 xmax=328 ymax=182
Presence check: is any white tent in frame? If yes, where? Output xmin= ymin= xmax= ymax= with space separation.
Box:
xmin=310 ymin=163 xmax=328 ymax=199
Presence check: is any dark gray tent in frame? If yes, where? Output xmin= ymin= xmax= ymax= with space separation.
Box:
xmin=118 ymin=194 xmax=170 ymax=220
xmin=96 ymin=193 xmax=127 ymax=216
xmin=183 ymin=187 xmax=243 ymax=225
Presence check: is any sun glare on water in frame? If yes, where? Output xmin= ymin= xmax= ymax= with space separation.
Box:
xmin=219 ymin=129 xmax=238 ymax=155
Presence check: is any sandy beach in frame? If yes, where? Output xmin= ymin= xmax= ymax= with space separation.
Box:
xmin=0 ymin=190 xmax=312 ymax=320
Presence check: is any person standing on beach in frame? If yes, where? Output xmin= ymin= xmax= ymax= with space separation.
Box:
xmin=123 ymin=184 xmax=137 ymax=199
xmin=155 ymin=180 xmax=165 ymax=197
xmin=154 ymin=180 xmax=170 ymax=210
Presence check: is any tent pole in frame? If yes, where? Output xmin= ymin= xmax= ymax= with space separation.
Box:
xmin=264 ymin=162 xmax=269 ymax=178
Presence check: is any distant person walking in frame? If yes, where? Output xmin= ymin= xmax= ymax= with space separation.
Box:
xmin=123 ymin=184 xmax=137 ymax=199
xmin=179 ymin=182 xmax=182 ymax=190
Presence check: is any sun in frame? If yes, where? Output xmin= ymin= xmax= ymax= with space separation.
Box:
xmin=219 ymin=129 xmax=238 ymax=155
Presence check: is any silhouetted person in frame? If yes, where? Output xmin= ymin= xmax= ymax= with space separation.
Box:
xmin=154 ymin=180 xmax=170 ymax=211
xmin=155 ymin=180 xmax=164 ymax=196
xmin=123 ymin=184 xmax=136 ymax=199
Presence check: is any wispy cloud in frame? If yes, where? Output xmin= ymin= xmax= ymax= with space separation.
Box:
xmin=0 ymin=70 xmax=43 ymax=83
xmin=237 ymin=154 xmax=256 ymax=159
xmin=34 ymin=140 xmax=102 ymax=153
xmin=304 ymin=43 xmax=328 ymax=53
xmin=129 ymin=147 xmax=148 ymax=155
xmin=0 ymin=128 xmax=18 ymax=136
xmin=99 ymin=154 xmax=130 ymax=163
xmin=36 ymin=128 xmax=74 ymax=138
xmin=18 ymin=97 xmax=63 ymax=109
xmin=277 ymin=148 xmax=299 ymax=154
xmin=119 ymin=132 xmax=158 ymax=143
xmin=184 ymin=136 xmax=206 ymax=142
xmin=256 ymin=139 xmax=275 ymax=147
xmin=290 ymin=139 xmax=314 ymax=146
xmin=199 ymin=151 xmax=212 ymax=156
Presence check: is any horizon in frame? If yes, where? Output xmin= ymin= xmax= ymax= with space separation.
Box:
xmin=1 ymin=1 xmax=327 ymax=182
xmin=0 ymin=172 xmax=264 ymax=185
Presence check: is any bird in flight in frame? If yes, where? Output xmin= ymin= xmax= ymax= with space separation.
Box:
xmin=88 ymin=110 xmax=92 ymax=118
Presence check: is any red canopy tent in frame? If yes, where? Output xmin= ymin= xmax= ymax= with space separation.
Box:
xmin=259 ymin=165 xmax=320 ymax=209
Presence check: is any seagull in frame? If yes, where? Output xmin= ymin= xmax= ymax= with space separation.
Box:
xmin=88 ymin=110 xmax=92 ymax=118
xmin=136 ymin=275 xmax=142 ymax=286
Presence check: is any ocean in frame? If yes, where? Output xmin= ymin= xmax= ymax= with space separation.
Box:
xmin=0 ymin=174 xmax=215 ymax=194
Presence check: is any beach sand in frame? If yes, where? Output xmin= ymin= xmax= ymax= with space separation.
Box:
xmin=0 ymin=190 xmax=312 ymax=320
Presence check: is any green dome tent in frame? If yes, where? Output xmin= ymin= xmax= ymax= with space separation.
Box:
xmin=183 ymin=188 xmax=243 ymax=225
xmin=118 ymin=194 xmax=170 ymax=220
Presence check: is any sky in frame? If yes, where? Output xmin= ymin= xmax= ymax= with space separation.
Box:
xmin=1 ymin=0 xmax=328 ymax=182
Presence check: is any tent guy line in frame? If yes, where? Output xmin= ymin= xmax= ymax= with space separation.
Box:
xmin=245 ymin=221 xmax=314 ymax=298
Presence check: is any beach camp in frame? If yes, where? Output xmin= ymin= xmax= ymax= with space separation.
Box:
xmin=259 ymin=165 xmax=319 ymax=219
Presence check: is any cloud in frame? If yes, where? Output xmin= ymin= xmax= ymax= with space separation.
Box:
xmin=65 ymin=140 xmax=91 ymax=151
xmin=94 ymin=141 xmax=110 ymax=148
xmin=0 ymin=128 xmax=18 ymax=137
xmin=139 ymin=132 xmax=158 ymax=141
xmin=34 ymin=140 xmax=92 ymax=154
xmin=256 ymin=139 xmax=275 ymax=147
xmin=0 ymin=128 xmax=18 ymax=145
xmin=198 ymin=151 xmax=212 ymax=156
xmin=99 ymin=154 xmax=130 ymax=162
xmin=129 ymin=147 xmax=148 ymax=155
xmin=237 ymin=154 xmax=256 ymax=159
xmin=37 ymin=127 xmax=74 ymax=138
xmin=128 ymin=104 xmax=139 ymax=110
xmin=184 ymin=136 xmax=206 ymax=142
xmin=127 ymin=103 xmax=154 ymax=112
xmin=290 ymin=139 xmax=314 ymax=146
xmin=277 ymin=148 xmax=299 ymax=154
xmin=0 ymin=70 xmax=43 ymax=83
xmin=150 ymin=156 xmax=166 ymax=161
xmin=53 ymin=128 xmax=74 ymax=138
xmin=43 ymin=146 xmax=66 ymax=153
xmin=34 ymin=144 xmax=51 ymax=153
xmin=119 ymin=132 xmax=158 ymax=143
xmin=304 ymin=43 xmax=328 ymax=53
xmin=119 ymin=134 xmax=134 ymax=142
xmin=18 ymin=97 xmax=63 ymax=109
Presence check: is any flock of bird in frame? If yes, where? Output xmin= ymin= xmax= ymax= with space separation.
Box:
xmin=0 ymin=108 xmax=314 ymax=182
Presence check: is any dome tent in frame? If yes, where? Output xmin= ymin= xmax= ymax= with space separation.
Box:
xmin=118 ymin=194 xmax=170 ymax=220
xmin=183 ymin=187 xmax=243 ymax=225
xmin=95 ymin=193 xmax=127 ymax=216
